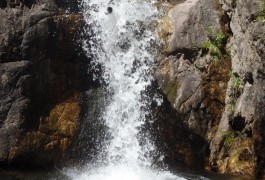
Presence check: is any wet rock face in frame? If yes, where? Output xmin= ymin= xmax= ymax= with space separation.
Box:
xmin=157 ymin=0 xmax=265 ymax=177
xmin=0 ymin=0 xmax=88 ymax=167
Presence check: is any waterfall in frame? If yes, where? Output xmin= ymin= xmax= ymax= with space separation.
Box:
xmin=68 ymin=0 xmax=185 ymax=179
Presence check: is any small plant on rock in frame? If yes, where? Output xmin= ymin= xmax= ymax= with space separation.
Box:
xmin=224 ymin=131 xmax=236 ymax=148
xmin=256 ymin=0 xmax=265 ymax=20
xmin=227 ymin=72 xmax=242 ymax=114
xmin=229 ymin=72 xmax=241 ymax=90
xmin=202 ymin=41 xmax=222 ymax=59
xmin=219 ymin=129 xmax=238 ymax=153
xmin=201 ymin=27 xmax=227 ymax=60
xmin=228 ymin=102 xmax=235 ymax=113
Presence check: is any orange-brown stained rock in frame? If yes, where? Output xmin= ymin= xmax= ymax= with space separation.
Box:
xmin=0 ymin=0 xmax=87 ymax=167
xmin=53 ymin=14 xmax=84 ymax=35
xmin=40 ymin=93 xmax=79 ymax=138
xmin=7 ymin=14 xmax=84 ymax=166
xmin=202 ymin=58 xmax=231 ymax=141
xmin=9 ymin=93 xmax=80 ymax=166
xmin=217 ymin=138 xmax=256 ymax=176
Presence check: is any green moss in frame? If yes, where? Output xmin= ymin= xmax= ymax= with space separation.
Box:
xmin=228 ymin=103 xmax=235 ymax=113
xmin=219 ymin=129 xmax=237 ymax=151
xmin=227 ymin=72 xmax=241 ymax=114
xmin=256 ymin=0 xmax=265 ymax=20
xmin=234 ymin=77 xmax=241 ymax=89
xmin=224 ymin=132 xmax=235 ymax=149
xmin=165 ymin=81 xmax=178 ymax=103
xmin=191 ymin=43 xmax=199 ymax=52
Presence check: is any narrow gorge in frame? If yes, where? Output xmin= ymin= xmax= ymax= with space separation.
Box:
xmin=0 ymin=0 xmax=264 ymax=179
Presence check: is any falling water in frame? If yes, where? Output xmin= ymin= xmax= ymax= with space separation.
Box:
xmin=68 ymin=0 xmax=185 ymax=179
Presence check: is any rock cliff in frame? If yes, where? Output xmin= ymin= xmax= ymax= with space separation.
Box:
xmin=0 ymin=0 xmax=89 ymax=167
xmin=157 ymin=0 xmax=265 ymax=178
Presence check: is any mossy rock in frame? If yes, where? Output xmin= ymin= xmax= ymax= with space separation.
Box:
xmin=165 ymin=81 xmax=178 ymax=104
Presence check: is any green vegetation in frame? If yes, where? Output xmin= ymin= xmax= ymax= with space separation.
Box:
xmin=191 ymin=43 xmax=199 ymax=52
xmin=219 ymin=129 xmax=237 ymax=151
xmin=233 ymin=77 xmax=241 ymax=89
xmin=224 ymin=131 xmax=236 ymax=148
xmin=202 ymin=41 xmax=222 ymax=59
xmin=229 ymin=72 xmax=241 ymax=90
xmin=256 ymin=0 xmax=265 ymax=20
xmin=228 ymin=103 xmax=235 ymax=113
xmin=227 ymin=72 xmax=242 ymax=113
xmin=201 ymin=27 xmax=227 ymax=60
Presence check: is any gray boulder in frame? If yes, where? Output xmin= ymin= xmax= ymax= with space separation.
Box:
xmin=166 ymin=0 xmax=221 ymax=53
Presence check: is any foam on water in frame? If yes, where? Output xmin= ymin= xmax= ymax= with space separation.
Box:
xmin=68 ymin=0 xmax=186 ymax=179
xmin=71 ymin=165 xmax=184 ymax=180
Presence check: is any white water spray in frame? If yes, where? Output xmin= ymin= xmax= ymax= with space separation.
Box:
xmin=68 ymin=0 xmax=186 ymax=179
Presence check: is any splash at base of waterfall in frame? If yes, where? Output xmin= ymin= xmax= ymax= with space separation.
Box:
xmin=68 ymin=164 xmax=185 ymax=180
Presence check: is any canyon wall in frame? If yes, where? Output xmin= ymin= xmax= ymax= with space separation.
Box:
xmin=0 ymin=0 xmax=265 ymax=178
xmin=157 ymin=0 xmax=265 ymax=178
